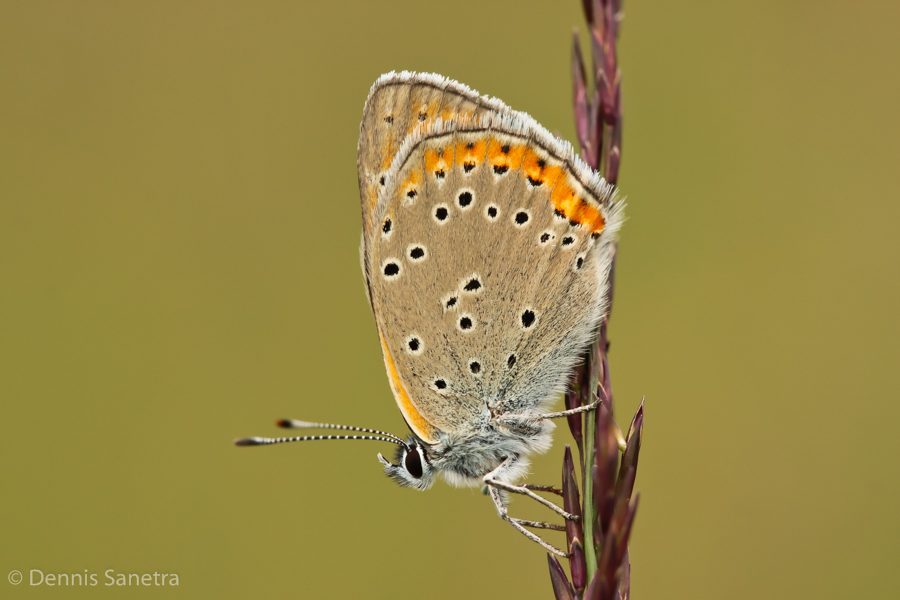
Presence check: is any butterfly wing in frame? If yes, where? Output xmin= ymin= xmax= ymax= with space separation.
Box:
xmin=364 ymin=76 xmax=623 ymax=442
xmin=358 ymin=73 xmax=509 ymax=306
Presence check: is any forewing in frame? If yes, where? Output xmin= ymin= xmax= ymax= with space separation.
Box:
xmin=357 ymin=73 xmax=506 ymax=304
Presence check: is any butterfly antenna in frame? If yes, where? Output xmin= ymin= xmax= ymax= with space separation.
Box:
xmin=275 ymin=419 xmax=407 ymax=446
xmin=234 ymin=433 xmax=407 ymax=448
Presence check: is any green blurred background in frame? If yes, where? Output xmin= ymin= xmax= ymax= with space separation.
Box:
xmin=2 ymin=0 xmax=898 ymax=598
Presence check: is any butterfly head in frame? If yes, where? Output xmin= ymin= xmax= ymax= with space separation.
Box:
xmin=378 ymin=437 xmax=436 ymax=491
xmin=235 ymin=420 xmax=437 ymax=489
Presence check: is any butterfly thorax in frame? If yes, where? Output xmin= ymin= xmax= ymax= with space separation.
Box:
xmin=426 ymin=414 xmax=556 ymax=487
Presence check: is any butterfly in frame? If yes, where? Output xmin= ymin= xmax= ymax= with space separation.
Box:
xmin=237 ymin=72 xmax=623 ymax=555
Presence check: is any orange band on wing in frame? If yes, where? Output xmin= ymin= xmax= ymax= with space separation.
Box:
xmin=522 ymin=148 xmax=564 ymax=190
xmin=398 ymin=167 xmax=424 ymax=203
xmin=391 ymin=132 xmax=606 ymax=235
xmin=551 ymin=179 xmax=606 ymax=235
xmin=378 ymin=332 xmax=438 ymax=444
xmin=487 ymin=139 xmax=606 ymax=235
xmin=486 ymin=138 xmax=525 ymax=172
xmin=424 ymin=146 xmax=455 ymax=179
xmin=454 ymin=138 xmax=487 ymax=172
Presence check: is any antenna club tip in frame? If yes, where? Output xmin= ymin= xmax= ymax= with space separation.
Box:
xmin=234 ymin=437 xmax=261 ymax=446
xmin=277 ymin=419 xmax=318 ymax=429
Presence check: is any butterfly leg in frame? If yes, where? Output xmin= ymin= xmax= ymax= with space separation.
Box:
xmin=486 ymin=485 xmax=569 ymax=557
xmin=495 ymin=401 xmax=600 ymax=430
xmin=480 ymin=483 xmax=562 ymax=498
xmin=483 ymin=458 xmax=577 ymax=557
xmin=512 ymin=518 xmax=566 ymax=531
xmin=536 ymin=400 xmax=601 ymax=420
xmin=483 ymin=456 xmax=579 ymax=520
xmin=481 ymin=482 xmax=567 ymax=528
xmin=522 ymin=483 xmax=563 ymax=496
xmin=531 ymin=401 xmax=628 ymax=451
xmin=485 ymin=477 xmax=578 ymax=521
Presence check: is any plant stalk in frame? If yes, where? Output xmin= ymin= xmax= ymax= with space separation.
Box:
xmin=582 ymin=339 xmax=601 ymax=582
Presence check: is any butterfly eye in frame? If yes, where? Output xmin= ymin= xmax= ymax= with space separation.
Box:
xmin=404 ymin=447 xmax=424 ymax=478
